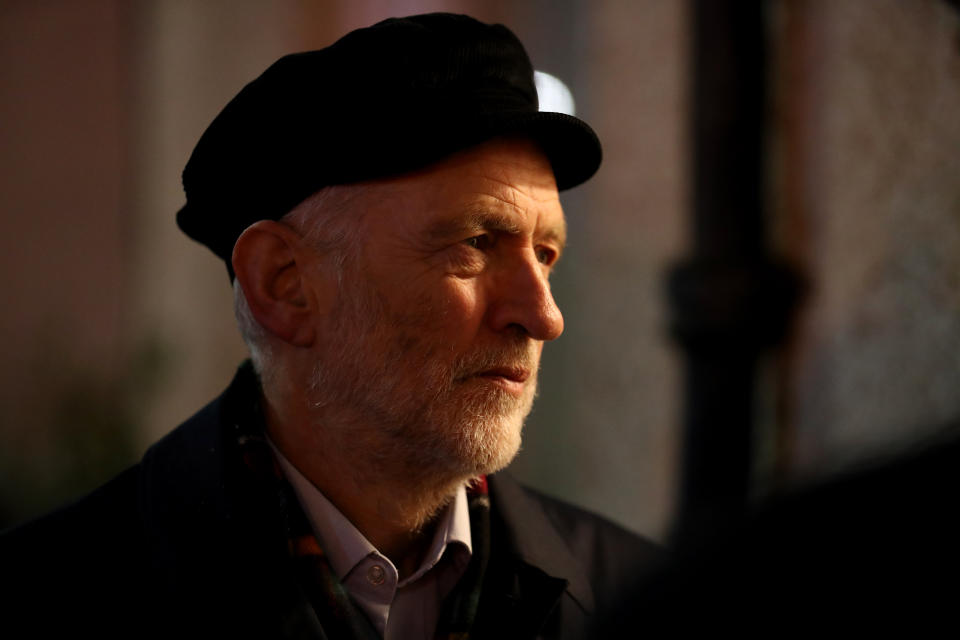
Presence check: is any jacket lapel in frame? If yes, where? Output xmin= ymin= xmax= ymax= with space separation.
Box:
xmin=482 ymin=473 xmax=595 ymax=638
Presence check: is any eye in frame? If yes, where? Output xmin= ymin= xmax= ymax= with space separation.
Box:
xmin=535 ymin=246 xmax=558 ymax=265
xmin=464 ymin=234 xmax=494 ymax=251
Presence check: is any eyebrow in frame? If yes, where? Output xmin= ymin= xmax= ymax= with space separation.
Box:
xmin=426 ymin=207 xmax=567 ymax=250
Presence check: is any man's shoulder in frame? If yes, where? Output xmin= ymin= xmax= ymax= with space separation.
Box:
xmin=490 ymin=472 xmax=661 ymax=554
xmin=1 ymin=464 xmax=144 ymax=558
xmin=0 ymin=373 xmax=258 ymax=635
xmin=488 ymin=473 xmax=665 ymax=598
xmin=0 ymin=464 xmax=154 ymax=629
xmin=524 ymin=483 xmax=660 ymax=560
xmin=0 ymin=379 xmax=230 ymax=552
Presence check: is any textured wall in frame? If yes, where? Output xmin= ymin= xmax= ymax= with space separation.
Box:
xmin=0 ymin=0 xmax=134 ymax=522
xmin=775 ymin=0 xmax=960 ymax=478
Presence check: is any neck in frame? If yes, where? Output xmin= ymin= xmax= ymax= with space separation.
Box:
xmin=261 ymin=383 xmax=468 ymax=578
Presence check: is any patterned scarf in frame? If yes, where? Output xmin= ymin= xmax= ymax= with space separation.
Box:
xmin=230 ymin=375 xmax=490 ymax=640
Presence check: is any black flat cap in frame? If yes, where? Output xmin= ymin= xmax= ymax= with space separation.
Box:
xmin=176 ymin=13 xmax=602 ymax=268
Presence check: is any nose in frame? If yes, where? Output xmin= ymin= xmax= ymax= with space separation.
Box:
xmin=488 ymin=250 xmax=564 ymax=341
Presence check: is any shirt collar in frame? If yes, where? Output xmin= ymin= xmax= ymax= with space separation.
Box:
xmin=402 ymin=482 xmax=471 ymax=585
xmin=268 ymin=439 xmax=472 ymax=582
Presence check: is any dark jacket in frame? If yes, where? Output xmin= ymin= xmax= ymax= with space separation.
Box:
xmin=1 ymin=364 xmax=662 ymax=638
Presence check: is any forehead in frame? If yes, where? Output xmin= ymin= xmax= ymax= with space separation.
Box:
xmin=352 ymin=138 xmax=565 ymax=237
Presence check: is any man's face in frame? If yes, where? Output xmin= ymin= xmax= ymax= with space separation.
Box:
xmin=304 ymin=138 xmax=566 ymax=480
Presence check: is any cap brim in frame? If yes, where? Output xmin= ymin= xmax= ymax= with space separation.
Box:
xmin=483 ymin=110 xmax=602 ymax=191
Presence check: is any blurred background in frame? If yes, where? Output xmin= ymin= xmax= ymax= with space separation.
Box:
xmin=1 ymin=0 xmax=959 ymax=541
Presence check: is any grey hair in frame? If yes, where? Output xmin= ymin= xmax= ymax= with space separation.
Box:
xmin=233 ymin=184 xmax=367 ymax=379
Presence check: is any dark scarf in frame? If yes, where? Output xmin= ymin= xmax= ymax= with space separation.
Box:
xmin=229 ymin=364 xmax=491 ymax=639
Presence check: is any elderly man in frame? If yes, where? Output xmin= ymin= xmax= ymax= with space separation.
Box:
xmin=2 ymin=13 xmax=659 ymax=639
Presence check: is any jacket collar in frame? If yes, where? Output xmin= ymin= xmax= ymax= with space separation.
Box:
xmin=138 ymin=363 xmax=325 ymax=635
xmin=139 ymin=361 xmax=256 ymax=536
xmin=488 ymin=472 xmax=595 ymax=614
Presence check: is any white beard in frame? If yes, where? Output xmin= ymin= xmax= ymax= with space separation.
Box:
xmin=306 ymin=277 xmax=538 ymax=486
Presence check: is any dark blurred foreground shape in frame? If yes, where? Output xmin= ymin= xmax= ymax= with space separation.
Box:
xmin=599 ymin=424 xmax=960 ymax=634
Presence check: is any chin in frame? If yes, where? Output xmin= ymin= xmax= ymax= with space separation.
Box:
xmin=446 ymin=402 xmax=528 ymax=479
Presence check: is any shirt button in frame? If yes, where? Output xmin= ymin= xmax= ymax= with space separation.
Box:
xmin=367 ymin=564 xmax=386 ymax=586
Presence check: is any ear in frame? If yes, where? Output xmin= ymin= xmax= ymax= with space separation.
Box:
xmin=231 ymin=220 xmax=318 ymax=347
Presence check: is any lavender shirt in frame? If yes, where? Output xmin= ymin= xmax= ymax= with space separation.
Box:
xmin=270 ymin=442 xmax=472 ymax=640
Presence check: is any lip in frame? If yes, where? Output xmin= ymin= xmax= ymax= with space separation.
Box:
xmin=475 ymin=366 xmax=530 ymax=395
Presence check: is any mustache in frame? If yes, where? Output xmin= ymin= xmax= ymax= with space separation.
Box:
xmin=451 ymin=339 xmax=538 ymax=381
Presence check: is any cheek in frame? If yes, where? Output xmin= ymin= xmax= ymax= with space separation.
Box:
xmin=379 ymin=275 xmax=486 ymax=342
xmin=435 ymin=278 xmax=485 ymax=331
xmin=384 ymin=282 xmax=482 ymax=363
